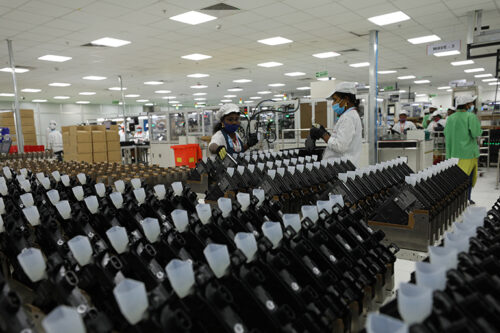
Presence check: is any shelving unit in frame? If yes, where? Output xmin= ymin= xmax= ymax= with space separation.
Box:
xmin=479 ymin=129 xmax=490 ymax=170
xmin=431 ymin=132 xmax=446 ymax=165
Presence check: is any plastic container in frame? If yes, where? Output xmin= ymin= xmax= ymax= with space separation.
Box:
xmin=133 ymin=188 xmax=146 ymax=205
xmin=262 ymin=222 xmax=283 ymax=249
xmin=154 ymin=184 xmax=166 ymax=200
xmin=110 ymin=192 xmax=124 ymax=209
xmin=170 ymin=144 xmax=202 ymax=168
xmin=20 ymin=193 xmax=34 ymax=207
xmin=51 ymin=171 xmax=61 ymax=182
xmin=444 ymin=231 xmax=470 ymax=253
xmin=236 ymin=193 xmax=250 ymax=212
xmin=61 ymin=175 xmax=70 ymax=187
xmin=113 ymin=278 xmax=149 ymax=325
xmin=171 ymin=209 xmax=189 ymax=232
xmin=42 ymin=305 xmax=86 ymax=333
xmin=234 ymin=232 xmax=258 ymax=262
xmin=329 ymin=194 xmax=344 ymax=208
xmin=84 ymin=196 xmax=99 ymax=214
xmin=317 ymin=200 xmax=333 ymax=215
xmin=366 ymin=313 xmax=408 ymax=333
xmin=95 ymin=183 xmax=106 ymax=197
xmin=453 ymin=221 xmax=477 ymax=238
xmin=428 ymin=246 xmax=457 ymax=271
xmin=114 ymin=180 xmax=125 ymax=194
xmin=19 ymin=179 xmax=31 ymax=193
xmin=252 ymin=189 xmax=265 ymax=207
xmin=23 ymin=206 xmax=40 ymax=226
xmin=301 ymin=205 xmax=318 ymax=223
xmin=196 ymin=203 xmax=212 ymax=225
xmin=68 ymin=235 xmax=93 ymax=266
xmin=0 ymin=182 xmax=7 ymax=196
xmin=17 ymin=247 xmax=46 ymax=282
xmin=166 ymin=259 xmax=195 ymax=298
xmin=56 ymin=201 xmax=72 ymax=220
xmin=141 ymin=217 xmax=161 ymax=243
xmin=415 ymin=261 xmax=446 ymax=291
xmin=397 ymin=282 xmax=432 ymax=325
xmin=218 ymin=198 xmax=232 ymax=218
xmin=131 ymin=178 xmax=141 ymax=190
xmin=2 ymin=166 xmax=12 ymax=179
xmin=76 ymin=173 xmax=86 ymax=185
xmin=72 ymin=186 xmax=84 ymax=201
xmin=204 ymin=243 xmax=230 ymax=278
xmin=106 ymin=226 xmax=129 ymax=254
xmin=171 ymin=182 xmax=183 ymax=197
xmin=40 ymin=177 xmax=51 ymax=190
xmin=282 ymin=214 xmax=301 ymax=233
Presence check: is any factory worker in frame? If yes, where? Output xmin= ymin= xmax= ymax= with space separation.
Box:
xmin=447 ymin=106 xmax=456 ymax=117
xmin=392 ymin=110 xmax=417 ymax=134
xmin=309 ymin=82 xmax=362 ymax=166
xmin=134 ymin=126 xmax=145 ymax=143
xmin=119 ymin=124 xmax=126 ymax=142
xmin=444 ymin=95 xmax=482 ymax=204
xmin=46 ymin=120 xmax=63 ymax=161
xmin=427 ymin=111 xmax=446 ymax=131
xmin=422 ymin=106 xmax=437 ymax=128
xmin=209 ymin=103 xmax=258 ymax=159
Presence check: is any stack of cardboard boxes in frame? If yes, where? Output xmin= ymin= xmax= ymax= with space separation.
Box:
xmin=0 ymin=109 xmax=37 ymax=145
xmin=62 ymin=125 xmax=121 ymax=164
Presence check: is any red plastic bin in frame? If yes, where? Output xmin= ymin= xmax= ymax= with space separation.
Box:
xmin=170 ymin=144 xmax=202 ymax=168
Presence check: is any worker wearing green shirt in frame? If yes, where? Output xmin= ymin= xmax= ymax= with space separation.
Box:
xmin=422 ymin=106 xmax=436 ymax=129
xmin=444 ymin=95 xmax=482 ymax=204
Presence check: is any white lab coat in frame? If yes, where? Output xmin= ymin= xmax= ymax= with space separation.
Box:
xmin=427 ymin=119 xmax=446 ymax=132
xmin=392 ymin=121 xmax=417 ymax=134
xmin=47 ymin=130 xmax=63 ymax=152
xmin=119 ymin=130 xmax=126 ymax=142
xmin=323 ymin=108 xmax=362 ymax=167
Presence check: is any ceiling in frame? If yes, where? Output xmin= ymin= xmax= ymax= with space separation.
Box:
xmin=0 ymin=0 xmax=499 ymax=107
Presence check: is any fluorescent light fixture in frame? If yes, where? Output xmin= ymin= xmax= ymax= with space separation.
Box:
xmin=475 ymin=74 xmax=492 ymax=78
xmin=193 ymin=92 xmax=207 ymax=96
xmin=250 ymin=96 xmax=262 ymax=99
xmin=313 ymin=51 xmax=340 ymax=58
xmin=233 ymin=79 xmax=252 ymax=83
xmin=296 ymin=87 xmax=310 ymax=90
xmin=483 ymin=78 xmax=498 ymax=82
xmin=181 ymin=53 xmax=212 ymax=61
xmin=54 ymin=96 xmax=70 ymax=99
xmin=434 ymin=50 xmax=460 ymax=57
xmin=162 ymin=96 xmax=177 ymax=99
xmin=83 ymin=76 xmax=106 ymax=80
xmin=91 ymin=37 xmax=131 ymax=47
xmin=464 ymin=68 xmax=484 ymax=73
xmin=221 ymin=99 xmax=232 ymax=103
xmin=407 ymin=35 xmax=441 ymax=44
xmin=224 ymin=95 xmax=237 ymax=98
xmin=0 ymin=67 xmax=30 ymax=73
xmin=258 ymin=36 xmax=293 ymax=46
xmin=125 ymin=94 xmax=140 ymax=98
xmin=451 ymin=60 xmax=474 ymax=66
xmin=136 ymin=99 xmax=149 ymax=102
xmin=169 ymin=11 xmax=217 ymax=25
xmin=38 ymin=54 xmax=72 ymax=62
xmin=317 ymin=77 xmax=335 ymax=81
xmin=274 ymin=94 xmax=284 ymax=97
xmin=368 ymin=11 xmax=410 ymax=26
xmin=285 ymin=72 xmax=306 ymax=76
xmin=76 ymin=101 xmax=90 ymax=104
xmin=228 ymin=88 xmax=243 ymax=92
xmin=437 ymin=86 xmax=451 ymax=90
xmin=79 ymin=92 xmax=96 ymax=95
xmin=258 ymin=62 xmax=283 ymax=68
xmin=187 ymin=73 xmax=209 ymax=78
xmin=378 ymin=70 xmax=397 ymax=74
xmin=416 ymin=94 xmax=427 ymax=97
xmin=194 ymin=98 xmax=206 ymax=101
xmin=21 ymin=88 xmax=41 ymax=93
xmin=377 ymin=98 xmax=384 ymax=102
xmin=190 ymin=85 xmax=207 ymax=89
xmin=268 ymin=83 xmax=285 ymax=87
xmin=168 ymin=101 xmax=180 ymax=104
xmin=349 ymin=62 xmax=369 ymax=68
xmin=0 ymin=93 xmax=14 ymax=97
xmin=244 ymin=101 xmax=254 ymax=103
xmin=397 ymin=75 xmax=416 ymax=79
xmin=489 ymin=82 xmax=500 ymax=85
xmin=258 ymin=91 xmax=272 ymax=94
xmin=32 ymin=99 xmax=47 ymax=102
xmin=49 ymin=82 xmax=71 ymax=87
xmin=273 ymin=98 xmax=283 ymax=101
xmin=145 ymin=103 xmax=154 ymax=106
xmin=144 ymin=81 xmax=163 ymax=85
xmin=399 ymin=90 xmax=406 ymax=93
xmin=446 ymin=89 xmax=453 ymax=92
xmin=414 ymin=80 xmax=430 ymax=84
xmin=108 ymin=87 xmax=127 ymax=91
xmin=154 ymin=90 xmax=171 ymax=94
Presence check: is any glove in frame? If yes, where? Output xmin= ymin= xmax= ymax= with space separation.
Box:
xmin=247 ymin=133 xmax=258 ymax=147
xmin=309 ymin=124 xmax=328 ymax=140
xmin=305 ymin=136 xmax=316 ymax=152
xmin=216 ymin=146 xmax=227 ymax=160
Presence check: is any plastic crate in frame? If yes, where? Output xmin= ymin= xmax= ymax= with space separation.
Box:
xmin=170 ymin=144 xmax=202 ymax=168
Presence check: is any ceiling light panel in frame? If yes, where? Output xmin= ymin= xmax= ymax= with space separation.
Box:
xmin=285 ymin=72 xmax=306 ymax=76
xmin=228 ymin=88 xmax=243 ymax=92
xmin=368 ymin=11 xmax=410 ymax=26
xmin=313 ymin=52 xmax=340 ymax=58
xmin=437 ymin=86 xmax=451 ymax=90
xmin=407 ymin=35 xmax=441 ymax=44
xmin=434 ymin=50 xmax=460 ymax=57
xmin=162 ymin=96 xmax=177 ymax=99
xmin=91 ymin=37 xmax=131 ymax=47
xmin=76 ymin=101 xmax=90 ymax=104
xmin=187 ymin=73 xmax=209 ymax=78
xmin=125 ymin=94 xmax=140 ymax=97
xmin=190 ymin=85 xmax=208 ymax=89
xmin=397 ymin=75 xmax=416 ymax=79
xmin=233 ymin=79 xmax=252 ymax=83
xmin=83 ymin=76 xmax=107 ymax=80
xmin=250 ymin=96 xmax=261 ymax=99
xmin=194 ymin=98 xmax=206 ymax=101
xmin=0 ymin=67 xmax=29 ymax=73
xmin=79 ymin=92 xmax=96 ymax=95
xmin=221 ymin=99 xmax=232 ymax=103
xmin=349 ymin=62 xmax=369 ymax=68
xmin=483 ymin=78 xmax=498 ymax=82
xmin=181 ymin=53 xmax=212 ymax=61
xmin=296 ymin=87 xmax=311 ymax=90
xmin=21 ymin=88 xmax=41 ymax=93
xmin=32 ymin=99 xmax=47 ymax=102
xmin=54 ymin=96 xmax=70 ymax=99
xmin=169 ymin=11 xmax=217 ymax=25
xmin=317 ymin=77 xmax=335 ymax=81
xmin=414 ymin=80 xmax=430 ymax=84
xmin=258 ymin=91 xmax=272 ymax=94
xmin=224 ymin=95 xmax=237 ymax=98
xmin=154 ymin=90 xmax=171 ymax=94
xmin=108 ymin=87 xmax=127 ymax=91
xmin=451 ymin=60 xmax=474 ymax=66
xmin=475 ymin=74 xmax=492 ymax=78
xmin=464 ymin=68 xmax=484 ymax=73
xmin=144 ymin=81 xmax=163 ymax=85
xmin=49 ymin=82 xmax=71 ymax=87
xmin=136 ymin=99 xmax=149 ymax=102
xmin=258 ymin=36 xmax=293 ymax=46
xmin=193 ymin=92 xmax=207 ymax=96
xmin=268 ymin=83 xmax=285 ymax=87
xmin=378 ymin=70 xmax=397 ymax=74
xmin=38 ymin=55 xmax=72 ymax=62
xmin=258 ymin=62 xmax=283 ymax=68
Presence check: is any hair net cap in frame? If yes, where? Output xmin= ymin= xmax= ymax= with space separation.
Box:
xmin=455 ymin=95 xmax=476 ymax=106
xmin=328 ymin=82 xmax=357 ymax=98
xmin=216 ymin=103 xmax=240 ymax=121
xmin=399 ymin=110 xmax=408 ymax=116
xmin=432 ymin=111 xmax=441 ymax=117
xmin=448 ymin=106 xmax=456 ymax=111
xmin=49 ymin=120 xmax=57 ymax=125
xmin=429 ymin=105 xmax=438 ymax=109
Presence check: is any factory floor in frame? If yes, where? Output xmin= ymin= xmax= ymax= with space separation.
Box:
xmin=393 ymin=167 xmax=500 ymax=292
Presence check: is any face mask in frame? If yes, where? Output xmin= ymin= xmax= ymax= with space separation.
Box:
xmin=224 ymin=123 xmax=239 ymax=133
xmin=332 ymin=103 xmax=345 ymax=116
xmin=468 ymin=105 xmax=475 ymax=112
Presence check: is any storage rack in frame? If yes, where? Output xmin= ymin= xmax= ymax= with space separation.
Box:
xmin=479 ymin=129 xmax=490 ymax=169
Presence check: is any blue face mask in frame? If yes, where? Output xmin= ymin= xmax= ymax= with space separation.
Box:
xmin=467 ymin=105 xmax=475 ymax=112
xmin=332 ymin=103 xmax=346 ymax=116
xmin=224 ymin=123 xmax=239 ymax=133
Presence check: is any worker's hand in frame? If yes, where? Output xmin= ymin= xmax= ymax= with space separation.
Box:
xmin=309 ymin=124 xmax=328 ymax=140
xmin=216 ymin=146 xmax=227 ymax=160
xmin=247 ymin=133 xmax=258 ymax=147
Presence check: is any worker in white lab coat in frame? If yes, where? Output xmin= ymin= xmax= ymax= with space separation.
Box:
xmin=427 ymin=111 xmax=446 ymax=132
xmin=308 ymin=82 xmax=363 ymax=166
xmin=392 ymin=110 xmax=417 ymax=134
xmin=134 ymin=126 xmax=146 ymax=143
xmin=47 ymin=120 xmax=63 ymax=161
xmin=119 ymin=124 xmax=126 ymax=142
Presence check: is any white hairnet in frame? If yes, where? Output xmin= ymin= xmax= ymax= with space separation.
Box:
xmin=216 ymin=103 xmax=240 ymax=121
xmin=455 ymin=95 xmax=476 ymax=106
xmin=429 ymin=105 xmax=438 ymax=110
xmin=448 ymin=106 xmax=456 ymax=111
xmin=49 ymin=120 xmax=57 ymax=126
xmin=399 ymin=110 xmax=408 ymax=116
xmin=328 ymin=82 xmax=357 ymax=98
xmin=432 ymin=111 xmax=441 ymax=117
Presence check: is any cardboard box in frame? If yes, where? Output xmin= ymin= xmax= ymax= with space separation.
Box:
xmin=107 ymin=150 xmax=122 ymax=163
xmin=21 ymin=117 xmax=35 ymax=126
xmin=23 ymin=133 xmax=37 ymax=144
xmin=105 ymin=130 xmax=119 ymax=142
xmin=20 ymin=109 xmax=33 ymax=118
xmin=93 ymin=141 xmax=107 ymax=153
xmin=77 ymin=130 xmax=92 ymax=143
xmin=77 ymin=153 xmax=93 ymax=163
xmin=64 ymin=154 xmax=77 ymax=162
xmin=0 ymin=119 xmax=15 ymax=127
xmin=90 ymin=125 xmax=106 ymax=131
xmin=22 ymin=125 xmax=35 ymax=134
xmin=109 ymin=125 xmax=119 ymax=132
xmin=0 ymin=111 xmax=13 ymax=119
xmin=77 ymin=142 xmax=92 ymax=154
xmin=93 ymin=152 xmax=107 ymax=162
xmin=107 ymin=141 xmax=120 ymax=151
xmin=91 ymin=130 xmax=106 ymax=142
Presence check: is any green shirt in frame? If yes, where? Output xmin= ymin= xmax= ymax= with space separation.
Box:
xmin=444 ymin=110 xmax=482 ymax=159
xmin=422 ymin=114 xmax=430 ymax=129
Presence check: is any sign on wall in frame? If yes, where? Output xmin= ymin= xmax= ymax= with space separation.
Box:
xmin=427 ymin=40 xmax=461 ymax=56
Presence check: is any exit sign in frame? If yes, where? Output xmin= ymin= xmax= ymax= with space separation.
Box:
xmin=315 ymin=71 xmax=328 ymax=78
xmin=384 ymin=86 xmax=395 ymax=91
